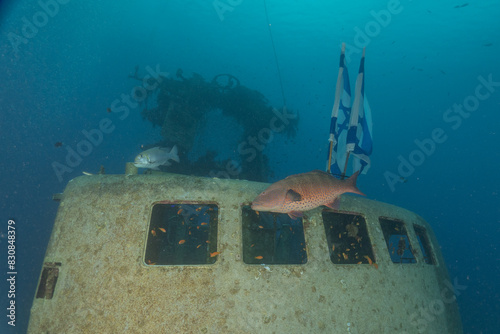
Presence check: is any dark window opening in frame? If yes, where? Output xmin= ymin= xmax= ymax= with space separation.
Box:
xmin=145 ymin=203 xmax=219 ymax=265
xmin=242 ymin=206 xmax=307 ymax=264
xmin=322 ymin=211 xmax=375 ymax=266
xmin=414 ymin=225 xmax=436 ymax=265
xmin=36 ymin=262 xmax=61 ymax=299
xmin=380 ymin=217 xmax=416 ymax=264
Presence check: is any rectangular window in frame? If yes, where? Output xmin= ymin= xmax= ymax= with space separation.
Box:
xmin=380 ymin=217 xmax=416 ymax=264
xmin=144 ymin=203 xmax=219 ymax=265
xmin=414 ymin=225 xmax=436 ymax=265
xmin=36 ymin=262 xmax=61 ymax=299
xmin=242 ymin=206 xmax=307 ymax=265
xmin=322 ymin=211 xmax=376 ymax=266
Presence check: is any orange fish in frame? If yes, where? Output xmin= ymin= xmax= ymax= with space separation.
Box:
xmin=373 ymin=263 xmax=379 ymax=269
xmin=210 ymin=252 xmax=220 ymax=257
xmin=201 ymin=222 xmax=207 ymax=226
xmin=177 ymin=209 xmax=183 ymax=215
xmin=197 ymin=244 xmax=201 ymax=248
xmin=151 ymin=229 xmax=156 ymax=236
xmin=255 ymin=256 xmax=263 ymax=259
xmin=364 ymin=255 xmax=373 ymax=265
xmin=251 ymin=170 xmax=365 ymax=219
xmin=332 ymin=244 xmax=335 ymax=251
xmin=179 ymin=240 xmax=186 ymax=245
xmin=158 ymin=227 xmax=166 ymax=233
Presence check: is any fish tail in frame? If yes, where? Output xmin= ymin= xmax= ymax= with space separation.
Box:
xmin=346 ymin=170 xmax=366 ymax=196
xmin=170 ymin=145 xmax=180 ymax=163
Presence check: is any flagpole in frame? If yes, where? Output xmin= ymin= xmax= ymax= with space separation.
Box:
xmin=327 ymin=141 xmax=334 ymax=174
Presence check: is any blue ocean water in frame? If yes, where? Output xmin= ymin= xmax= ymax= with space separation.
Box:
xmin=0 ymin=0 xmax=498 ymax=333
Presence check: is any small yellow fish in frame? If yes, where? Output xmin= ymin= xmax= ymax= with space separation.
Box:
xmin=255 ymin=256 xmax=263 ymax=260
xmin=178 ymin=240 xmax=186 ymax=245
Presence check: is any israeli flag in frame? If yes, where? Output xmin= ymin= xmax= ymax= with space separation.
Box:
xmin=346 ymin=48 xmax=373 ymax=174
xmin=326 ymin=44 xmax=352 ymax=177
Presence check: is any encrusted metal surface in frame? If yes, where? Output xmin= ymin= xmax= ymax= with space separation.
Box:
xmin=28 ymin=173 xmax=462 ymax=333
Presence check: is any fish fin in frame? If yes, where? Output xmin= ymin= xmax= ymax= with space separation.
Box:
xmin=345 ymin=170 xmax=366 ymax=196
xmin=285 ymin=189 xmax=301 ymax=201
xmin=169 ymin=145 xmax=180 ymax=163
xmin=325 ymin=197 xmax=341 ymax=210
xmin=311 ymin=169 xmax=329 ymax=174
xmin=288 ymin=211 xmax=303 ymax=220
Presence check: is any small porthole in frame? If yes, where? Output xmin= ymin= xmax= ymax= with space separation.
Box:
xmin=322 ymin=211 xmax=376 ymax=266
xmin=380 ymin=217 xmax=416 ymax=264
xmin=144 ymin=203 xmax=219 ymax=265
xmin=414 ymin=225 xmax=436 ymax=265
xmin=242 ymin=206 xmax=307 ymax=265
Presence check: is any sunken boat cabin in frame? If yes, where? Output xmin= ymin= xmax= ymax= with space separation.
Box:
xmin=28 ymin=171 xmax=463 ymax=333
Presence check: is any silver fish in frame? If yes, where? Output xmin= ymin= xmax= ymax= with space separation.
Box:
xmin=134 ymin=146 xmax=179 ymax=170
